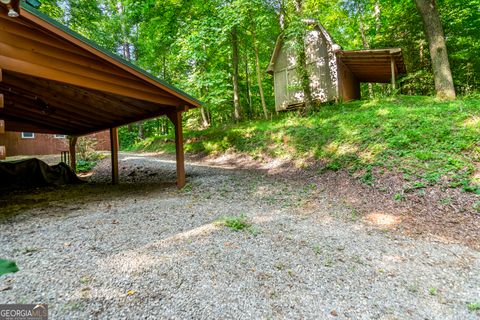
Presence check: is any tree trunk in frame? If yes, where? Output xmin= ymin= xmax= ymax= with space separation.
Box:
xmin=293 ymin=0 xmax=313 ymax=113
xmin=138 ymin=121 xmax=145 ymax=139
xmin=279 ymin=0 xmax=286 ymax=30
xmin=252 ymin=25 xmax=269 ymax=119
xmin=231 ymin=26 xmax=242 ymax=121
xmin=200 ymin=108 xmax=209 ymax=127
xmin=245 ymin=53 xmax=253 ymax=117
xmin=374 ymin=1 xmax=381 ymax=31
xmin=359 ymin=21 xmax=374 ymax=98
xmin=414 ymin=0 xmax=456 ymax=100
xmin=298 ymin=46 xmax=313 ymax=112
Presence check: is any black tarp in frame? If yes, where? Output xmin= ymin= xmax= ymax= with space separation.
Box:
xmin=0 ymin=158 xmax=82 ymax=189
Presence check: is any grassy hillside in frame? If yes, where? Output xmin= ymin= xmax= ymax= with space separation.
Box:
xmin=132 ymin=96 xmax=480 ymax=195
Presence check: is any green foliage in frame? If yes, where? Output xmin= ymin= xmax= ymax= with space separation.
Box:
xmin=133 ymin=96 xmax=480 ymax=192
xmin=474 ymin=201 xmax=480 ymax=213
xmin=467 ymin=302 xmax=480 ymax=312
xmin=76 ymin=160 xmax=97 ymax=173
xmin=216 ymin=215 xmax=252 ymax=232
xmin=37 ymin=0 xmax=479 ymax=133
xmin=76 ymin=139 xmax=99 ymax=160
xmin=0 ymin=259 xmax=19 ymax=276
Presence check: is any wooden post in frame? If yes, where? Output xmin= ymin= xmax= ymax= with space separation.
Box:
xmin=0 ymin=120 xmax=4 ymax=134
xmin=0 ymin=146 xmax=5 ymax=160
xmin=69 ymin=136 xmax=77 ymax=173
xmin=110 ymin=127 xmax=119 ymax=185
xmin=167 ymin=111 xmax=186 ymax=188
xmin=0 ymin=94 xmax=4 ymax=109
xmin=391 ymin=56 xmax=396 ymax=91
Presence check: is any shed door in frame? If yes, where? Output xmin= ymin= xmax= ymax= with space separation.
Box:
xmin=286 ymin=68 xmax=304 ymax=106
xmin=274 ymin=69 xmax=288 ymax=111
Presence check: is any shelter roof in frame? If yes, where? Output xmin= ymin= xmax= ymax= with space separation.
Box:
xmin=337 ymin=48 xmax=406 ymax=83
xmin=0 ymin=1 xmax=201 ymax=135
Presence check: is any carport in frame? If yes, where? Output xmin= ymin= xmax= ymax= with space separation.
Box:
xmin=337 ymin=48 xmax=406 ymax=86
xmin=0 ymin=1 xmax=201 ymax=187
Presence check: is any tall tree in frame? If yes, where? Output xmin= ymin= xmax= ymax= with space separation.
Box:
xmin=414 ymin=0 xmax=456 ymax=100
xmin=231 ymin=25 xmax=243 ymax=121
xmin=286 ymin=0 xmax=314 ymax=112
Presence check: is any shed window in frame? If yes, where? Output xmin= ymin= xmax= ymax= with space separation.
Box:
xmin=21 ymin=132 xmax=35 ymax=139
xmin=54 ymin=134 xmax=67 ymax=139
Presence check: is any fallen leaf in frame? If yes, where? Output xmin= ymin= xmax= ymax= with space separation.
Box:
xmin=127 ymin=290 xmax=136 ymax=296
xmin=0 ymin=285 xmax=12 ymax=292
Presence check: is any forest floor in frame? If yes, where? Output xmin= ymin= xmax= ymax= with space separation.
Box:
xmin=1 ymin=152 xmax=479 ymax=319
xmin=133 ymin=96 xmax=480 ymax=218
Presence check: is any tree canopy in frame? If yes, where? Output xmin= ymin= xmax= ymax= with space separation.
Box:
xmin=39 ymin=0 xmax=479 ymax=135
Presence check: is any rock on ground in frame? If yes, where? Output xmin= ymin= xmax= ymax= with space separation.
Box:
xmin=0 ymin=153 xmax=479 ymax=319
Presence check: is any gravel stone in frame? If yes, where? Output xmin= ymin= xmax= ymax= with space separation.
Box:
xmin=0 ymin=153 xmax=479 ymax=319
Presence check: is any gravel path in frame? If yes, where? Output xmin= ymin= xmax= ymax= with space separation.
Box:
xmin=1 ymin=153 xmax=479 ymax=319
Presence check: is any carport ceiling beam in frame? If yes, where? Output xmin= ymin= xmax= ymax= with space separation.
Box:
xmin=0 ymin=55 xmax=182 ymax=106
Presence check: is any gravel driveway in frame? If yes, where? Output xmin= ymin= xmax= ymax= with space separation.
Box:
xmin=1 ymin=153 xmax=479 ymax=319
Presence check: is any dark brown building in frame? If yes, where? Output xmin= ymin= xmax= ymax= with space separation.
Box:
xmin=0 ymin=131 xmax=110 ymax=157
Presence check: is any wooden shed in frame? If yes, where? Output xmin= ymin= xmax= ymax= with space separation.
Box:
xmin=0 ymin=0 xmax=201 ymax=187
xmin=267 ymin=20 xmax=406 ymax=111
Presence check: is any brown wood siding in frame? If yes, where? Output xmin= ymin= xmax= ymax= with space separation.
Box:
xmin=0 ymin=130 xmax=110 ymax=156
xmin=337 ymin=59 xmax=360 ymax=102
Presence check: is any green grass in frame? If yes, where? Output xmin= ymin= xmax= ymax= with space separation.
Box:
xmin=0 ymin=259 xmax=19 ymax=276
xmin=216 ymin=215 xmax=251 ymax=231
xmin=215 ymin=215 xmax=260 ymax=235
xmin=131 ymin=96 xmax=480 ymax=192
xmin=76 ymin=160 xmax=97 ymax=173
xmin=467 ymin=301 xmax=480 ymax=312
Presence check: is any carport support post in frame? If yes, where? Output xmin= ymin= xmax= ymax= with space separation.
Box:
xmin=391 ymin=56 xmax=396 ymax=91
xmin=69 ymin=136 xmax=78 ymax=173
xmin=110 ymin=127 xmax=119 ymax=185
xmin=167 ymin=111 xmax=186 ymax=189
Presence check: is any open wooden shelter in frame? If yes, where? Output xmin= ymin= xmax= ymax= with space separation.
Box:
xmin=0 ymin=0 xmax=201 ymax=187
xmin=267 ymin=20 xmax=407 ymax=111
xmin=337 ymin=48 xmax=406 ymax=84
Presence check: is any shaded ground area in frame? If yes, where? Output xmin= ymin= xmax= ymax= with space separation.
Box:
xmin=0 ymin=153 xmax=479 ymax=319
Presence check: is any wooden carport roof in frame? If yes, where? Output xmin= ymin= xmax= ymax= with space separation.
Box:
xmin=0 ymin=0 xmax=201 ymax=187
xmin=0 ymin=1 xmax=201 ymax=135
xmin=337 ymin=48 xmax=406 ymax=83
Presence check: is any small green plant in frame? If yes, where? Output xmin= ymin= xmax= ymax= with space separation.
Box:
xmin=76 ymin=160 xmax=97 ymax=173
xmin=412 ymin=181 xmax=426 ymax=189
xmin=313 ymin=245 xmax=321 ymax=255
xmin=467 ymin=302 xmax=480 ymax=312
xmin=0 ymin=259 xmax=19 ymax=276
xmin=247 ymin=226 xmax=262 ymax=236
xmin=360 ymin=167 xmax=374 ymax=186
xmin=216 ymin=215 xmax=251 ymax=231
xmin=80 ymin=276 xmax=90 ymax=285
xmin=394 ymin=193 xmax=404 ymax=201
xmin=440 ymin=198 xmax=451 ymax=205
xmin=407 ymin=283 xmax=418 ymax=293
xmin=180 ymin=183 xmax=193 ymax=193
xmin=324 ymin=257 xmax=334 ymax=267
xmin=350 ymin=209 xmax=358 ymax=221
xmin=473 ymin=201 xmax=480 ymax=213
xmin=429 ymin=288 xmax=437 ymax=296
